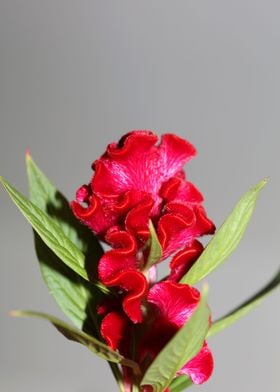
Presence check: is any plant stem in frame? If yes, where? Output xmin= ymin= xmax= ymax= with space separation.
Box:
xmin=109 ymin=362 xmax=125 ymax=392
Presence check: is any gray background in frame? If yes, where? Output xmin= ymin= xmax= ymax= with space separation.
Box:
xmin=0 ymin=1 xmax=279 ymax=391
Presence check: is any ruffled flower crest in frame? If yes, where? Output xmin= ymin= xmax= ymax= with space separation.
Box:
xmin=70 ymin=131 xmax=215 ymax=389
xmin=71 ymin=130 xmax=214 ymax=255
xmin=71 ymin=131 xmax=214 ymax=323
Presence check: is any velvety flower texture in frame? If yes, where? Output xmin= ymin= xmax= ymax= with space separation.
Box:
xmin=71 ymin=131 xmax=215 ymax=319
xmin=71 ymin=131 xmax=215 ymax=388
xmin=72 ymin=131 xmax=214 ymax=254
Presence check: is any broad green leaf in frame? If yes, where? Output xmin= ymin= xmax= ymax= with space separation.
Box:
xmin=10 ymin=310 xmax=139 ymax=373
xmin=170 ymin=375 xmax=193 ymax=391
xmin=208 ymin=268 xmax=280 ymax=337
xmin=145 ymin=221 xmax=163 ymax=270
xmin=0 ymin=176 xmax=108 ymax=294
xmin=181 ymin=179 xmax=268 ymax=286
xmin=26 ymin=154 xmax=104 ymax=331
xmin=141 ymin=286 xmax=210 ymax=392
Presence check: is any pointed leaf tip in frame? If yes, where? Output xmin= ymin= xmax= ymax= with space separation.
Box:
xmin=9 ymin=310 xmax=23 ymax=317
xmin=145 ymin=220 xmax=163 ymax=269
xmin=180 ymin=179 xmax=268 ymax=286
xmin=257 ymin=178 xmax=269 ymax=190
xmin=0 ymin=177 xmax=90 ymax=281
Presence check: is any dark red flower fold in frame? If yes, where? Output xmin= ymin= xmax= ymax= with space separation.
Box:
xmin=168 ymin=240 xmax=204 ymax=282
xmin=98 ymin=229 xmax=147 ymax=323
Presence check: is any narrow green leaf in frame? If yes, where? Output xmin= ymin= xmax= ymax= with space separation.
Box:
xmin=181 ymin=179 xmax=268 ymax=285
xmin=141 ymin=286 xmax=210 ymax=392
xmin=0 ymin=176 xmax=108 ymax=296
xmin=10 ymin=310 xmax=139 ymax=372
xmin=145 ymin=221 xmax=163 ymax=270
xmin=208 ymin=268 xmax=280 ymax=337
xmin=26 ymin=154 xmax=104 ymax=331
xmin=26 ymin=152 xmax=103 ymax=254
xmin=170 ymin=375 xmax=193 ymax=391
xmin=0 ymin=176 xmax=90 ymax=280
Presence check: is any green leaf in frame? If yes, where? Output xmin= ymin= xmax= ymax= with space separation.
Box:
xmin=0 ymin=176 xmax=87 ymax=278
xmin=170 ymin=375 xmax=193 ymax=391
xmin=208 ymin=268 xmax=280 ymax=337
xmin=26 ymin=154 xmax=104 ymax=331
xmin=141 ymin=286 xmax=210 ymax=392
xmin=145 ymin=221 xmax=163 ymax=270
xmin=26 ymin=152 xmax=103 ymax=254
xmin=10 ymin=310 xmax=139 ymax=373
xmin=0 ymin=176 xmax=108 ymax=295
xmin=181 ymin=179 xmax=268 ymax=285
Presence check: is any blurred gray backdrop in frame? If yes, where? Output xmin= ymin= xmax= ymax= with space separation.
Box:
xmin=0 ymin=1 xmax=279 ymax=391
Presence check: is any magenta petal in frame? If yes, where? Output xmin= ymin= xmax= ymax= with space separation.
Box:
xmin=76 ymin=184 xmax=91 ymax=203
xmin=92 ymin=159 xmax=128 ymax=198
xmin=178 ymin=343 xmax=214 ymax=384
xmin=71 ymin=195 xmax=117 ymax=236
xmin=125 ymin=196 xmax=154 ymax=241
xmin=159 ymin=134 xmax=196 ymax=178
xmin=105 ymin=229 xmax=138 ymax=253
xmin=107 ymin=130 xmax=158 ymax=160
xmin=98 ymin=230 xmax=138 ymax=282
xmin=100 ymin=311 xmax=128 ymax=350
xmin=157 ymin=211 xmax=196 ymax=258
xmin=174 ymin=181 xmax=204 ymax=204
xmin=98 ymin=252 xmax=137 ymax=283
xmin=92 ymin=131 xmax=159 ymax=198
xmin=114 ymin=190 xmax=150 ymax=214
xmin=157 ymin=201 xmax=215 ymax=259
xmin=147 ymin=281 xmax=200 ymax=327
xmin=193 ymin=205 xmax=216 ymax=235
xmin=92 ymin=132 xmax=197 ymax=209
xmin=169 ymin=241 xmax=204 ymax=282
xmin=160 ymin=177 xmax=182 ymax=202
xmin=105 ymin=270 xmax=148 ymax=323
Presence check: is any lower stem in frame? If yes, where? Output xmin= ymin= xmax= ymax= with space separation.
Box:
xmin=109 ymin=362 xmax=125 ymax=392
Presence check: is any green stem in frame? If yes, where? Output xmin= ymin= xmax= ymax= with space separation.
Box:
xmin=109 ymin=363 xmax=125 ymax=392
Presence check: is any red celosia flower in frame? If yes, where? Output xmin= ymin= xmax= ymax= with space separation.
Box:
xmin=71 ymin=131 xmax=215 ymax=258
xmin=71 ymin=131 xmax=215 ymax=322
xmin=70 ymin=131 xmax=215 ymax=389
